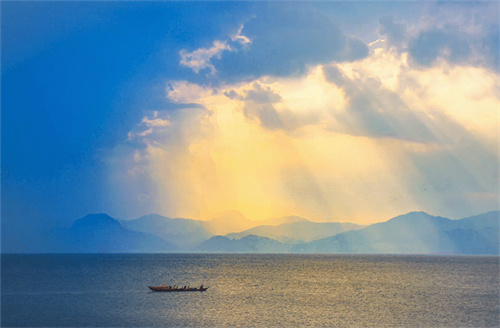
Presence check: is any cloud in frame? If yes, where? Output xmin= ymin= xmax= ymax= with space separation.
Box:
xmin=179 ymin=40 xmax=231 ymax=74
xmin=378 ymin=16 xmax=408 ymax=49
xmin=366 ymin=2 xmax=500 ymax=72
xmin=230 ymin=24 xmax=251 ymax=45
xmin=141 ymin=112 xmax=171 ymax=128
xmin=408 ymin=26 xmax=472 ymax=67
xmin=219 ymin=5 xmax=369 ymax=80
xmin=223 ymin=82 xmax=287 ymax=130
xmin=480 ymin=24 xmax=499 ymax=70
xmin=108 ymin=8 xmax=498 ymax=223
xmin=243 ymin=82 xmax=282 ymax=104
xmin=180 ymin=5 xmax=368 ymax=82
xmin=239 ymin=83 xmax=283 ymax=130
xmin=222 ymin=77 xmax=328 ymax=132
xmin=127 ymin=111 xmax=171 ymax=140
xmin=380 ymin=2 xmax=500 ymax=71
xmin=324 ymin=65 xmax=435 ymax=142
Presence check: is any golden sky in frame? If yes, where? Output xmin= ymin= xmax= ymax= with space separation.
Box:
xmin=107 ymin=4 xmax=499 ymax=225
xmin=113 ymin=45 xmax=498 ymax=225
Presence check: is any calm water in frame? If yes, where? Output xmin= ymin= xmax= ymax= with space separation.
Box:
xmin=1 ymin=254 xmax=499 ymax=327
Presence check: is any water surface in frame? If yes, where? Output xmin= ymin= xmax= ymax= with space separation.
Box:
xmin=2 ymin=254 xmax=499 ymax=327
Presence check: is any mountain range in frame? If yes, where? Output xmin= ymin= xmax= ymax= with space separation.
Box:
xmin=120 ymin=214 xmax=212 ymax=249
xmin=47 ymin=210 xmax=499 ymax=255
xmin=292 ymin=211 xmax=499 ymax=254
xmin=50 ymin=214 xmax=176 ymax=253
xmin=226 ymin=217 xmax=364 ymax=243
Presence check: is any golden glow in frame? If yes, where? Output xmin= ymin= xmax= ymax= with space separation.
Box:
xmin=115 ymin=46 xmax=499 ymax=225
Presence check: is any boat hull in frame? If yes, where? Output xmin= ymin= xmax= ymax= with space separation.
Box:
xmin=148 ymin=286 xmax=208 ymax=292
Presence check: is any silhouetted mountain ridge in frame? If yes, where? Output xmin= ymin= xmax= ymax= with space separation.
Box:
xmin=47 ymin=210 xmax=498 ymax=254
xmin=51 ymin=214 xmax=176 ymax=253
xmin=201 ymin=210 xmax=257 ymax=235
xmin=226 ymin=220 xmax=364 ymax=243
xmin=293 ymin=211 xmax=499 ymax=254
xmin=121 ymin=214 xmax=212 ymax=249
xmin=71 ymin=213 xmax=122 ymax=231
xmin=262 ymin=215 xmax=310 ymax=226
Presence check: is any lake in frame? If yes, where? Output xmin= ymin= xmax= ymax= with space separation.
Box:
xmin=2 ymin=254 xmax=499 ymax=327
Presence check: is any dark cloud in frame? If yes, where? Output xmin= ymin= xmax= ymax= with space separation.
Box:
xmin=244 ymin=82 xmax=282 ymax=104
xmin=223 ymin=90 xmax=239 ymax=100
xmin=253 ymin=105 xmax=284 ymax=130
xmin=324 ymin=65 xmax=435 ymax=143
xmin=378 ymin=16 xmax=407 ymax=48
xmin=408 ymin=26 xmax=471 ymax=67
xmin=323 ymin=65 xmax=346 ymax=86
xmin=407 ymin=23 xmax=499 ymax=71
xmin=228 ymin=82 xmax=284 ymax=130
xmin=239 ymin=83 xmax=285 ymax=130
xmin=211 ymin=4 xmax=369 ymax=81
xmin=225 ymin=82 xmax=319 ymax=132
xmin=478 ymin=24 xmax=500 ymax=71
xmin=338 ymin=36 xmax=370 ymax=61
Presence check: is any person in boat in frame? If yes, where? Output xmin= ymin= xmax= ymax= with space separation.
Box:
xmin=200 ymin=284 xmax=204 ymax=290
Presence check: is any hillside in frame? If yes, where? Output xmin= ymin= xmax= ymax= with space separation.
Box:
xmin=52 ymin=214 xmax=176 ymax=253
xmin=121 ymin=214 xmax=212 ymax=249
xmin=201 ymin=210 xmax=257 ymax=235
xmin=293 ymin=211 xmax=499 ymax=254
xmin=226 ymin=220 xmax=364 ymax=243
xmin=48 ymin=210 xmax=498 ymax=254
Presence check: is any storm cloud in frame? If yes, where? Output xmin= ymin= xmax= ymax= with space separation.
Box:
xmin=180 ymin=4 xmax=369 ymax=82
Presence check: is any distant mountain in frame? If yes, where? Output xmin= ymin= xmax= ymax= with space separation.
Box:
xmin=47 ymin=210 xmax=498 ymax=254
xmin=293 ymin=211 xmax=499 ymax=254
xmin=121 ymin=214 xmax=212 ymax=249
xmin=226 ymin=220 xmax=364 ymax=244
xmin=454 ymin=211 xmax=499 ymax=253
xmin=52 ymin=214 xmax=176 ymax=253
xmin=201 ymin=210 xmax=257 ymax=235
xmin=194 ymin=235 xmax=290 ymax=253
xmin=261 ymin=215 xmax=310 ymax=226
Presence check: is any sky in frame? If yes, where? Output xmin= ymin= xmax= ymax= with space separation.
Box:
xmin=2 ymin=1 xmax=499 ymax=252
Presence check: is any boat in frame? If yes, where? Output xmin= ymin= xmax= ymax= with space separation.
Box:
xmin=148 ymin=285 xmax=209 ymax=292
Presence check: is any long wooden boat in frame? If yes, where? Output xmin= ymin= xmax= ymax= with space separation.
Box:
xmin=148 ymin=285 xmax=209 ymax=292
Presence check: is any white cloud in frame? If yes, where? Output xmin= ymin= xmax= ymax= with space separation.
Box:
xmin=231 ymin=24 xmax=251 ymax=44
xmin=178 ymin=7 xmax=369 ymax=80
xmin=111 ymin=21 xmax=499 ymax=223
xmin=141 ymin=111 xmax=171 ymax=128
xmin=375 ymin=3 xmax=500 ymax=71
xmin=178 ymin=22 xmax=252 ymax=75
xmin=127 ymin=111 xmax=171 ymax=140
xmin=179 ymin=40 xmax=231 ymax=74
xmin=166 ymin=81 xmax=212 ymax=103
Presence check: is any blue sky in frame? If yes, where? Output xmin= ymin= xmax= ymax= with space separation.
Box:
xmin=2 ymin=1 xmax=499 ymax=252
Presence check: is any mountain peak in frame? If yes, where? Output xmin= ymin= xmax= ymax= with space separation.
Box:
xmin=383 ymin=212 xmax=451 ymax=229
xmin=390 ymin=211 xmax=446 ymax=221
xmin=132 ymin=213 xmax=173 ymax=223
xmin=71 ymin=213 xmax=122 ymax=231
xmin=204 ymin=211 xmax=254 ymax=235
xmin=265 ymin=215 xmax=310 ymax=226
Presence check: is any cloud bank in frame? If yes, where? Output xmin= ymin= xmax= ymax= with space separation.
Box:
xmin=178 ymin=5 xmax=368 ymax=82
xmin=108 ymin=4 xmax=498 ymax=224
